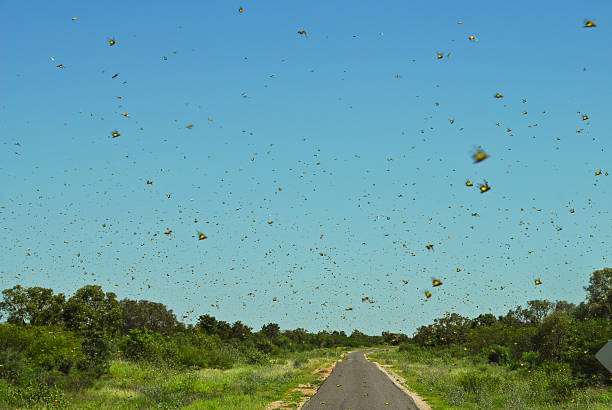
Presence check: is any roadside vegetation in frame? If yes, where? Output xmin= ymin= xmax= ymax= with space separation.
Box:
xmin=1 ymin=267 xmax=610 ymax=408
xmin=66 ymin=348 xmax=347 ymax=409
xmin=369 ymin=268 xmax=612 ymax=409
xmin=0 ymin=285 xmax=381 ymax=408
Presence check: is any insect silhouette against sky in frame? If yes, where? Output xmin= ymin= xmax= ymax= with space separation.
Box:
xmin=472 ymin=147 xmax=490 ymax=163
xmin=478 ymin=181 xmax=491 ymax=193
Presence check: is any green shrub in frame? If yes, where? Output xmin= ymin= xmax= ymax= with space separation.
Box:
xmin=487 ymin=344 xmax=509 ymax=365
xmin=242 ymin=347 xmax=269 ymax=365
xmin=295 ymin=343 xmax=315 ymax=352
xmin=541 ymin=362 xmax=577 ymax=401
xmin=521 ymin=351 xmax=538 ymax=368
xmin=563 ymin=318 xmax=612 ymax=382
xmin=0 ymin=324 xmax=84 ymax=371
xmin=0 ymin=349 xmax=31 ymax=382
xmin=118 ymin=329 xmax=165 ymax=362
xmin=0 ymin=324 xmax=98 ymax=389
xmin=254 ymin=338 xmax=275 ymax=354
xmin=174 ymin=343 xmax=207 ymax=368
xmin=202 ymin=346 xmax=236 ymax=369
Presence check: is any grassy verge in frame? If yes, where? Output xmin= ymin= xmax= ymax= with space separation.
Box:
xmin=368 ymin=347 xmax=612 ymax=410
xmin=62 ymin=348 xmax=347 ymax=409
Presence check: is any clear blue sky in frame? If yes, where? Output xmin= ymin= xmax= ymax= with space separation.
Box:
xmin=1 ymin=0 xmax=611 ymax=335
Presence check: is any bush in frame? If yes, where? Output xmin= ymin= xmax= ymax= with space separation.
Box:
xmin=0 ymin=324 xmax=98 ymax=389
xmin=116 ymin=329 xmax=244 ymax=370
xmin=78 ymin=328 xmax=113 ymax=377
xmin=295 ymin=343 xmax=315 ymax=352
xmin=521 ymin=351 xmax=538 ymax=368
xmin=174 ymin=343 xmax=207 ymax=368
xmin=118 ymin=329 xmax=165 ymax=362
xmin=563 ymin=318 xmax=612 ymax=382
xmin=487 ymin=345 xmax=509 ymax=365
xmin=0 ymin=349 xmax=31 ymax=383
xmin=541 ymin=362 xmax=577 ymax=401
xmin=242 ymin=347 xmax=269 ymax=365
xmin=205 ymin=349 xmax=235 ymax=369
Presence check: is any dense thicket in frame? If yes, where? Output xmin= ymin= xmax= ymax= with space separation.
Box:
xmin=407 ymin=267 xmax=612 ymax=386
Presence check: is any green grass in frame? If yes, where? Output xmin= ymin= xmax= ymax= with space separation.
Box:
xmin=368 ymin=347 xmax=612 ymax=409
xmin=62 ymin=348 xmax=347 ymax=409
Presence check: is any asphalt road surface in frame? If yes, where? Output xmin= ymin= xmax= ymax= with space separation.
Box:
xmin=302 ymin=351 xmax=419 ymax=410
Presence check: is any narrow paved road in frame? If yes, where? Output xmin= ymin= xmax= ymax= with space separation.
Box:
xmin=302 ymin=351 xmax=419 ymax=410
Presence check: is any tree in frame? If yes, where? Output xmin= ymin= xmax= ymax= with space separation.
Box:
xmin=284 ymin=328 xmax=310 ymax=344
xmin=498 ymin=308 xmax=524 ymax=327
xmin=62 ymin=286 xmax=122 ymax=377
xmin=231 ymin=320 xmax=252 ymax=341
xmin=119 ymin=299 xmax=180 ymax=334
xmin=0 ymin=285 xmax=66 ymax=326
xmin=350 ymin=329 xmax=366 ymax=340
xmin=63 ymin=285 xmax=121 ymax=336
xmin=564 ymin=317 xmax=612 ymax=380
xmin=197 ymin=314 xmax=218 ymax=334
xmin=553 ymin=301 xmax=577 ymax=315
xmin=261 ymin=323 xmax=280 ymax=339
xmin=471 ymin=313 xmax=497 ymax=328
xmin=532 ymin=311 xmax=573 ymax=362
xmin=499 ymin=301 xmax=553 ymax=327
xmin=196 ymin=314 xmax=231 ymax=340
xmin=329 ymin=330 xmax=348 ymax=346
xmin=584 ymin=267 xmax=612 ymax=319
xmin=216 ymin=320 xmax=232 ymax=340
xmin=523 ymin=300 xmax=554 ymax=325
xmin=382 ymin=331 xmax=400 ymax=345
xmin=433 ymin=313 xmax=471 ymax=344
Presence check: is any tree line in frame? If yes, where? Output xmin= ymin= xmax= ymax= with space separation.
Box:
xmin=0 ymin=282 xmax=386 ymax=396
xmin=1 ymin=267 xmax=610 ymax=399
xmin=405 ymin=268 xmax=612 ymax=385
